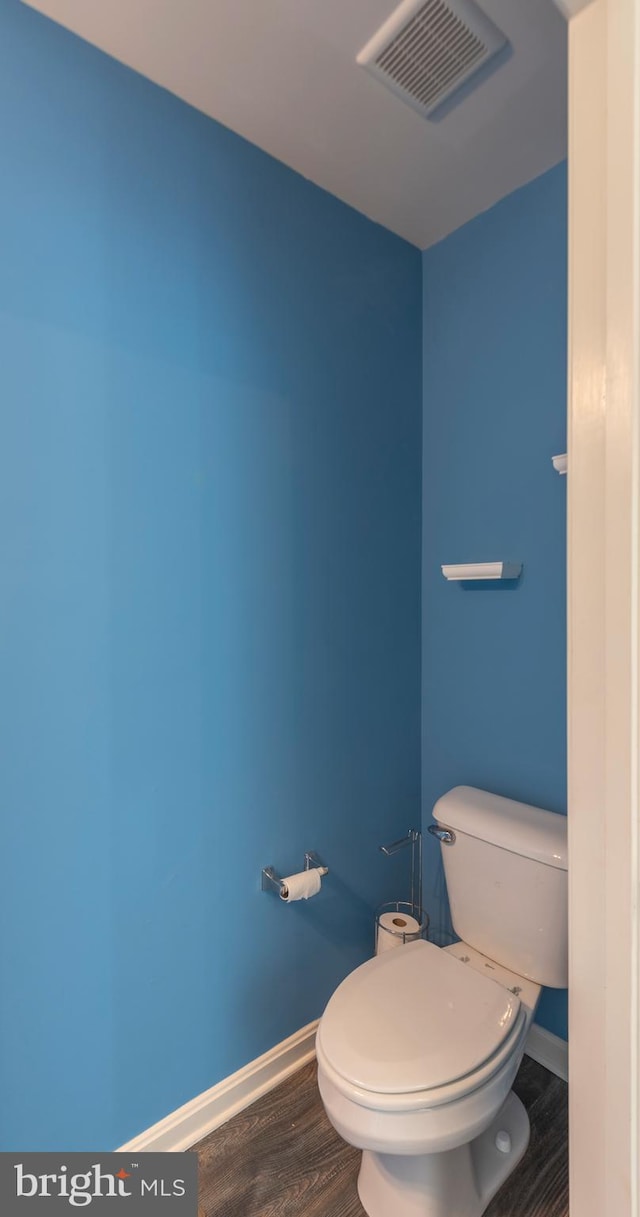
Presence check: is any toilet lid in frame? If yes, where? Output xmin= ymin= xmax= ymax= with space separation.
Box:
xmin=317 ymin=939 xmax=521 ymax=1095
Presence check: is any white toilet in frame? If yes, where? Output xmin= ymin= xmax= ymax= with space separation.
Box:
xmin=316 ymin=785 xmax=568 ymax=1217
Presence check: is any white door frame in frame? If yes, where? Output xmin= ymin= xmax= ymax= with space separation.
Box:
xmin=565 ymin=0 xmax=640 ymax=1213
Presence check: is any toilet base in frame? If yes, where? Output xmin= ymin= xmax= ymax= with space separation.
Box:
xmin=357 ymin=1091 xmax=530 ymax=1217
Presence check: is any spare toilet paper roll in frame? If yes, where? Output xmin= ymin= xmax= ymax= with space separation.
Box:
xmin=280 ymin=868 xmax=322 ymax=902
xmin=376 ymin=911 xmax=421 ymax=955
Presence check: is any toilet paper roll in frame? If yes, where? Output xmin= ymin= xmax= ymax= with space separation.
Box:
xmin=376 ymin=910 xmax=421 ymax=955
xmin=280 ymin=868 xmax=322 ymax=902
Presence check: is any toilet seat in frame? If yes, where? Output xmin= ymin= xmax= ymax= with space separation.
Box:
xmin=316 ymin=939 xmax=527 ymax=1113
xmin=316 ymin=1005 xmax=528 ymax=1113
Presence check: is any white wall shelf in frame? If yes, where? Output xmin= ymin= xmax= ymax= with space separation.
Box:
xmin=441 ymin=562 xmax=522 ymax=582
xmin=552 ymin=453 xmax=568 ymax=474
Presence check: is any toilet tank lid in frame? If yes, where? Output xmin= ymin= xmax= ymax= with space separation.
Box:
xmin=433 ymin=786 xmax=567 ymax=871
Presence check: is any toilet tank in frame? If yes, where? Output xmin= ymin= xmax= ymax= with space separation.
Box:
xmin=433 ymin=786 xmax=568 ymax=987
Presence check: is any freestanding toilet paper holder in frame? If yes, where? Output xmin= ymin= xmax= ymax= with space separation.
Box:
xmin=377 ymin=828 xmax=428 ymax=951
xmin=379 ymin=828 xmax=423 ymax=921
xmin=262 ymin=851 xmax=328 ymax=898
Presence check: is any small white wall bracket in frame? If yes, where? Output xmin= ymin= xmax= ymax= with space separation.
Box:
xmin=441 ymin=562 xmax=522 ymax=581
xmin=552 ymin=453 xmax=568 ymax=475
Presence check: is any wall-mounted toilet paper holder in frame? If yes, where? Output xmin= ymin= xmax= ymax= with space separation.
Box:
xmin=261 ymin=851 xmax=328 ymax=898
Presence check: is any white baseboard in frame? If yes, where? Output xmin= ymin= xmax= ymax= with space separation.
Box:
xmin=525 ymin=1022 xmax=568 ymax=1082
xmin=118 ymin=1014 xmax=566 ymax=1153
xmin=117 ymin=1020 xmax=319 ymax=1153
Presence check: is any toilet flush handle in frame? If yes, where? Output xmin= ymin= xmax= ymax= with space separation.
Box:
xmin=427 ymin=824 xmax=456 ymax=846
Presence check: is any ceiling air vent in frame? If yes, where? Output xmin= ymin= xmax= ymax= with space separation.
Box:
xmin=357 ymin=0 xmax=507 ymax=119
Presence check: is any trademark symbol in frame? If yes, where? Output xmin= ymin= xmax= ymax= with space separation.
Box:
xmin=131 ymin=1163 xmax=138 ymax=1169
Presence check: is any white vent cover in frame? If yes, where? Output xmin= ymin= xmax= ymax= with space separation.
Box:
xmin=357 ymin=0 xmax=507 ymax=119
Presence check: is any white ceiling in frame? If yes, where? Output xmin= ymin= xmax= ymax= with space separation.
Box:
xmin=23 ymin=0 xmax=567 ymax=249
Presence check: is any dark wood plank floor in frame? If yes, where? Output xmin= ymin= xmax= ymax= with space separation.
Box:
xmin=486 ymin=1058 xmax=568 ymax=1217
xmin=194 ymin=1055 xmax=567 ymax=1217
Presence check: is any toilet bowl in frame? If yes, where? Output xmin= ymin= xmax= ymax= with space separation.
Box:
xmin=316 ymin=786 xmax=568 ymax=1217
xmin=316 ymin=939 xmax=539 ymax=1217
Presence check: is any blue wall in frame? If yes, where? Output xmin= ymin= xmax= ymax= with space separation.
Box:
xmin=421 ymin=164 xmax=568 ymax=1040
xmin=0 ymin=0 xmax=422 ymax=1150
